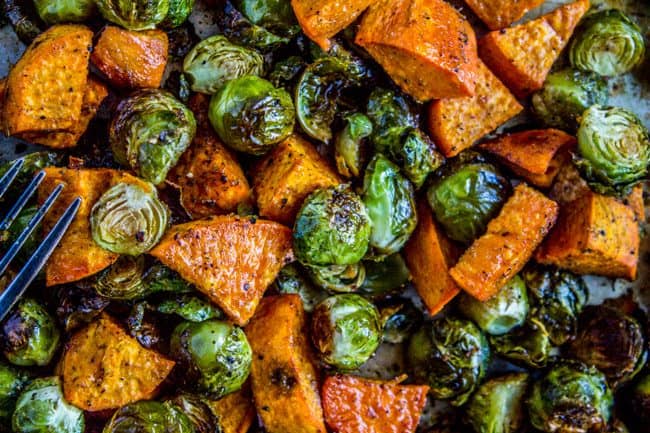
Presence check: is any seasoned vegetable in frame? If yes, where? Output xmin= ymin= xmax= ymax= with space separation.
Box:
xmin=307 ymin=263 xmax=366 ymax=294
xmin=358 ymin=253 xmax=411 ymax=299
xmin=0 ymin=152 xmax=59 ymax=204
xmin=205 ymin=387 xmax=255 ymax=433
xmin=102 ymin=401 xmax=194 ymax=433
xmin=216 ymin=0 xmax=289 ymax=52
xmin=269 ymin=56 xmax=306 ymax=88
xmin=0 ymin=205 xmax=39 ymax=265
xmin=381 ymin=300 xmax=422 ymax=344
xmin=273 ymin=264 xmax=328 ymax=312
xmin=93 ymin=255 xmax=147 ymax=300
xmin=156 ymin=294 xmax=223 ymax=322
xmin=96 ymin=0 xmax=169 ymax=30
xmin=0 ymin=363 xmax=30 ymax=424
xmin=311 ymin=294 xmax=382 ymax=370
xmin=166 ymin=394 xmax=216 ymax=433
xmin=463 ymin=0 xmax=543 ymax=30
xmin=335 ymin=113 xmax=372 ymax=178
xmin=489 ymin=318 xmax=552 ymax=368
xmin=55 ymin=286 xmax=110 ymax=332
xmin=292 ymin=0 xmax=371 ymax=49
xmin=408 ymin=317 xmax=490 ymax=406
xmin=465 ymin=373 xmax=529 ymax=433
xmin=366 ymin=88 xmax=418 ymax=146
xmin=33 ymin=0 xmax=95 ymax=24
xmin=235 ymin=0 xmax=298 ymax=36
xmin=161 ymin=0 xmax=194 ymax=27
xmin=570 ymin=9 xmax=645 ymax=77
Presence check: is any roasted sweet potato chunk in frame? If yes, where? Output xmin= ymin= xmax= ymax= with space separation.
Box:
xmin=91 ymin=26 xmax=168 ymax=89
xmin=61 ymin=314 xmax=175 ymax=411
xmin=355 ymin=0 xmax=478 ymax=101
xmin=322 ymin=375 xmax=429 ymax=433
xmin=427 ymin=60 xmax=523 ymax=158
xmin=450 ymin=184 xmax=559 ymax=301
xmin=464 ymin=0 xmax=545 ymax=30
xmin=536 ymin=191 xmax=640 ymax=280
xmin=245 ymin=295 xmax=326 ymax=433
xmin=253 ymin=135 xmax=341 ymax=226
xmin=479 ymin=0 xmax=590 ymax=97
xmin=207 ymin=385 xmax=255 ymax=433
xmin=149 ymin=215 xmax=294 ymax=325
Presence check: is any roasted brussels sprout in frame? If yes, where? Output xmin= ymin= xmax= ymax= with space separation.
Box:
xmin=311 ymin=294 xmax=382 ymax=370
xmin=293 ymin=184 xmax=372 ymax=266
xmin=166 ymin=394 xmax=217 ymax=433
xmin=143 ymin=263 xmax=194 ymax=294
xmin=489 ymin=318 xmax=552 ymax=368
xmin=234 ymin=0 xmax=298 ymax=36
xmin=0 ymin=363 xmax=30 ymax=424
xmin=527 ymin=361 xmax=613 ymax=433
xmin=408 ymin=317 xmax=490 ymax=405
xmin=0 ymin=152 xmax=59 ymax=204
xmin=362 ymin=154 xmax=417 ymax=256
xmin=458 ymin=275 xmax=528 ymax=336
xmin=574 ymin=105 xmax=650 ymax=196
xmin=93 ymin=255 xmax=147 ymax=299
xmin=335 ymin=113 xmax=372 ymax=178
xmin=307 ymin=263 xmax=366 ymax=293
xmin=126 ymin=302 xmax=163 ymax=350
xmin=110 ymin=90 xmax=196 ymax=185
xmin=358 ymin=254 xmax=410 ymax=298
xmin=392 ymin=127 xmax=444 ymax=188
xmin=216 ymin=0 xmax=289 ymax=52
xmin=102 ymin=401 xmax=195 ymax=433
xmin=96 ymin=0 xmax=169 ymax=30
xmin=269 ymin=56 xmax=306 ymax=88
xmin=0 ymin=205 xmax=39 ymax=265
xmin=1 ymin=0 xmax=44 ymax=44
xmin=161 ymin=0 xmax=194 ymax=27
xmin=156 ymin=294 xmax=223 ymax=322
xmin=273 ymin=264 xmax=328 ymax=312
xmin=1 ymin=298 xmax=60 ymax=367
xmin=569 ymin=9 xmax=645 ymax=77
xmin=627 ymin=372 xmax=650 ymax=428
xmin=381 ymin=300 xmax=422 ymax=344
xmin=366 ymin=88 xmax=418 ymax=144
xmin=171 ymin=320 xmax=252 ymax=398
xmin=531 ymin=68 xmax=609 ymax=132
xmin=33 ymin=0 xmax=95 ymax=24
xmin=91 ymin=182 xmax=169 ymax=255
xmin=183 ymin=35 xmax=265 ymax=94
xmin=466 ymin=373 xmax=529 ymax=433
xmin=55 ymin=286 xmax=109 ymax=332
xmin=12 ymin=377 xmax=84 ymax=433
xmin=209 ymin=76 xmax=295 ymax=155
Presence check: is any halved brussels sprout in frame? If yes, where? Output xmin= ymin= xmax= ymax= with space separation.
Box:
xmin=408 ymin=317 xmax=490 ymax=406
xmin=96 ymin=0 xmax=169 ymax=30
xmin=1 ymin=298 xmax=60 ymax=367
xmin=335 ymin=113 xmax=372 ymax=178
xmin=531 ymin=68 xmax=609 ymax=132
xmin=234 ymin=0 xmax=298 ymax=37
xmin=366 ymin=88 xmax=418 ymax=142
xmin=381 ymin=300 xmax=422 ymax=344
xmin=166 ymin=394 xmax=217 ymax=433
xmin=216 ymin=0 xmax=289 ymax=51
xmin=0 ymin=363 xmax=30 ymax=424
xmin=570 ymin=9 xmax=645 ymax=77
xmin=293 ymin=184 xmax=372 ymax=266
xmin=458 ymin=275 xmax=528 ymax=336
xmin=362 ymin=154 xmax=417 ymax=256
xmin=575 ymin=105 xmax=650 ymax=196
xmin=466 ymin=373 xmax=529 ymax=433
xmin=307 ymin=263 xmax=366 ymax=293
xmin=489 ymin=317 xmax=552 ymax=369
xmin=91 ymin=182 xmax=169 ymax=256
xmin=13 ymin=377 xmax=84 ymax=433
xmin=1 ymin=205 xmax=39 ymax=265
xmin=273 ymin=264 xmax=328 ymax=312
xmin=161 ymin=0 xmax=194 ymax=27
xmin=209 ymin=76 xmax=295 ymax=155
xmin=527 ymin=361 xmax=613 ymax=433
xmin=33 ymin=0 xmax=95 ymax=24
xmin=0 ymin=152 xmax=59 ymax=204
xmin=183 ymin=35 xmax=264 ymax=94
xmin=55 ymin=286 xmax=110 ymax=332
xmin=311 ymin=294 xmax=382 ymax=370
xmin=93 ymin=255 xmax=147 ymax=299
xmin=103 ymin=401 xmax=195 ymax=433
xmin=155 ymin=294 xmax=223 ymax=322
xmin=358 ymin=254 xmax=410 ymax=299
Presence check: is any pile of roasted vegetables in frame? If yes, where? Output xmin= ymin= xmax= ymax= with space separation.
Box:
xmin=0 ymin=0 xmax=648 ymax=432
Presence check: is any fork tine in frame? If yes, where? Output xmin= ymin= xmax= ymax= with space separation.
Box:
xmin=0 ymin=183 xmax=65 ymax=276
xmin=0 ymin=170 xmax=46 ymax=231
xmin=0 ymin=197 xmax=81 ymax=322
xmin=0 ymin=158 xmax=25 ymax=199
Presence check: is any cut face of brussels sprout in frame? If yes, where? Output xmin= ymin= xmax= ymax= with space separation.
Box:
xmin=234 ymin=0 xmax=298 ymax=36
xmin=91 ymin=182 xmax=169 ymax=256
xmin=311 ymin=294 xmax=382 ymax=370
xmin=156 ymin=294 xmax=224 ymax=322
xmin=293 ymin=184 xmax=372 ymax=266
xmin=209 ymin=76 xmax=295 ymax=155
xmin=33 ymin=0 xmax=96 ymax=24
xmin=273 ymin=264 xmax=328 ymax=312
xmin=12 ymin=377 xmax=84 ymax=433
xmin=183 ymin=35 xmax=265 ymax=94
xmin=93 ymin=255 xmax=147 ymax=300
xmin=216 ymin=0 xmax=290 ymax=51
xmin=570 ymin=9 xmax=645 ymax=77
xmin=102 ymin=401 xmax=195 ymax=433
xmin=96 ymin=0 xmax=169 ymax=30
xmin=307 ymin=263 xmax=366 ymax=293
xmin=358 ymin=254 xmax=411 ymax=299
xmin=161 ymin=0 xmax=194 ymax=27
xmin=335 ymin=113 xmax=372 ymax=178
xmin=466 ymin=373 xmax=529 ymax=433
xmin=575 ymin=105 xmax=650 ymax=196
xmin=166 ymin=394 xmax=217 ymax=433
xmin=0 ymin=363 xmax=30 ymax=423
xmin=489 ymin=317 xmax=551 ymax=369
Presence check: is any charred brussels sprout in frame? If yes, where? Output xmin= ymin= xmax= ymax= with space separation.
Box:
xmin=183 ymin=35 xmax=264 ymax=94
xmin=381 ymin=300 xmax=422 ymax=344
xmin=269 ymin=56 xmax=306 ymax=88
xmin=209 ymin=76 xmax=294 ymax=155
xmin=96 ymin=0 xmax=169 ymax=30
xmin=311 ymin=294 xmax=382 ymax=370
xmin=166 ymin=394 xmax=217 ymax=433
xmin=1 ymin=205 xmax=39 ymax=265
xmin=143 ymin=263 xmax=194 ymax=294
xmin=532 ymin=68 xmax=608 ymax=132
xmin=234 ymin=0 xmax=298 ymax=37
xmin=466 ymin=373 xmax=529 ymax=433
xmin=358 ymin=254 xmax=410 ymax=298
xmin=408 ymin=317 xmax=490 ymax=405
xmin=362 ymin=154 xmax=417 ymax=256
xmin=12 ymin=377 xmax=84 ymax=433
xmin=570 ymin=9 xmax=645 ymax=77
xmin=307 ymin=263 xmax=366 ymax=293
xmin=575 ymin=105 xmax=650 ymax=196
xmin=93 ymin=255 xmax=147 ymax=299
xmin=156 ymin=294 xmax=223 ymax=322
xmin=216 ymin=0 xmax=289 ymax=52
xmin=33 ymin=0 xmax=95 ymax=24
xmin=1 ymin=298 xmax=60 ymax=367
xmin=171 ymin=320 xmax=252 ymax=398
xmin=489 ymin=318 xmax=552 ymax=368
xmin=161 ymin=0 xmax=194 ymax=27
xmin=367 ymin=88 xmax=418 ymax=142
xmin=55 ymin=286 xmax=109 ymax=332
xmin=335 ymin=113 xmax=372 ymax=178
xmin=103 ymin=401 xmax=194 ymax=433
xmin=527 ymin=361 xmax=613 ymax=433
xmin=273 ymin=264 xmax=328 ymax=312
xmin=0 ymin=363 xmax=30 ymax=424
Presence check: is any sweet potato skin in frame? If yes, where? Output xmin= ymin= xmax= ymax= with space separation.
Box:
xmin=403 ymin=200 xmax=461 ymax=315
xmin=149 ymin=216 xmax=294 ymax=325
xmin=61 ymin=314 xmax=175 ymax=411
xmin=450 ymin=184 xmax=559 ymax=301
xmin=245 ymin=295 xmax=326 ymax=433
xmin=321 ymin=375 xmax=429 ymax=433
xmin=207 ymin=385 xmax=255 ymax=433
xmin=355 ymin=0 xmax=478 ymax=101
xmin=464 ymin=0 xmax=545 ymax=30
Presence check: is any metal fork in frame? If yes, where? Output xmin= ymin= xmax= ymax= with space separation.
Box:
xmin=0 ymin=158 xmax=81 ymax=321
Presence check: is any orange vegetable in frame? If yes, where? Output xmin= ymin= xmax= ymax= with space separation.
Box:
xmin=321 ymin=374 xmax=429 ymax=433
xmin=207 ymin=385 xmax=256 ymax=433
xmin=479 ymin=0 xmax=590 ymax=97
xmin=463 ymin=0 xmax=545 ymax=30
xmin=355 ymin=0 xmax=478 ymax=101
xmin=427 ymin=60 xmax=523 ymax=157
xmin=245 ymin=295 xmax=327 ymax=433
xmin=149 ymin=215 xmax=294 ymax=325
xmin=624 ymin=185 xmax=646 ymax=224
xmin=450 ymin=184 xmax=559 ymax=301
xmin=403 ymin=200 xmax=461 ymax=315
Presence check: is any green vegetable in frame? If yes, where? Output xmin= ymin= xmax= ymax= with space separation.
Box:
xmin=171 ymin=320 xmax=252 ymax=398
xmin=269 ymin=56 xmax=306 ymax=88
xmin=466 ymin=373 xmax=529 ymax=433
xmin=0 ymin=363 xmax=30 ymax=424
xmin=1 ymin=298 xmax=60 ymax=367
xmin=234 ymin=0 xmax=298 ymax=37
xmin=183 ymin=35 xmax=264 ymax=94
xmin=489 ymin=318 xmax=552 ymax=368
xmin=307 ymin=263 xmax=366 ymax=293
xmin=0 ymin=152 xmax=59 ymax=204
xmin=293 ymin=184 xmax=372 ymax=266
xmin=90 ymin=182 xmax=169 ymax=256
xmin=93 ymin=255 xmax=147 ymax=299
xmin=33 ymin=0 xmax=95 ymax=23
xmin=527 ymin=361 xmax=613 ymax=433
xmin=569 ymin=9 xmax=645 ymax=77
xmin=1 ymin=0 xmax=44 ymax=44
xmin=161 ymin=0 xmax=193 ymax=27
xmin=367 ymin=88 xmax=418 ymax=142
xmin=358 ymin=254 xmax=410 ymax=298
xmin=103 ymin=401 xmax=195 ymax=433
xmin=335 ymin=113 xmax=372 ymax=178
xmin=209 ymin=76 xmax=295 ymax=155
xmin=574 ymin=105 xmax=650 ymax=196
xmin=216 ymin=0 xmax=289 ymax=51
xmin=12 ymin=377 xmax=84 ymax=433
xmin=311 ymin=294 xmax=382 ymax=370
xmin=143 ymin=263 xmax=194 ymax=294
xmin=96 ymin=0 xmax=169 ymax=30
xmin=126 ymin=302 xmax=163 ymax=350
xmin=0 ymin=205 xmax=39 ymax=265
xmin=408 ymin=317 xmax=490 ymax=406
xmin=155 ymin=294 xmax=223 ymax=322
xmin=381 ymin=300 xmax=422 ymax=344
xmin=627 ymin=372 xmax=650 ymax=428
xmin=166 ymin=394 xmax=216 ymax=433
xmin=273 ymin=264 xmax=328 ymax=312
xmin=55 ymin=286 xmax=110 ymax=332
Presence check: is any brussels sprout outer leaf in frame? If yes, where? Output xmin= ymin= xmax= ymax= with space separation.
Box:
xmin=488 ymin=318 xmax=551 ymax=368
xmin=162 ymin=0 xmax=194 ymax=27
xmin=358 ymin=254 xmax=411 ymax=299
xmin=156 ymin=295 xmax=224 ymax=322
xmin=335 ymin=113 xmax=372 ymax=178
xmin=466 ymin=373 xmax=529 ymax=433
xmin=273 ymin=264 xmax=328 ymax=312
xmin=307 ymin=263 xmax=366 ymax=294
xmin=96 ymin=0 xmax=169 ymax=30
xmin=0 ymin=363 xmax=30 ymax=422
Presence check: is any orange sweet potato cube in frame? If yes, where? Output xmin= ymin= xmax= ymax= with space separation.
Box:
xmin=464 ymin=0 xmax=545 ymax=30
xmin=207 ymin=385 xmax=256 ymax=433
